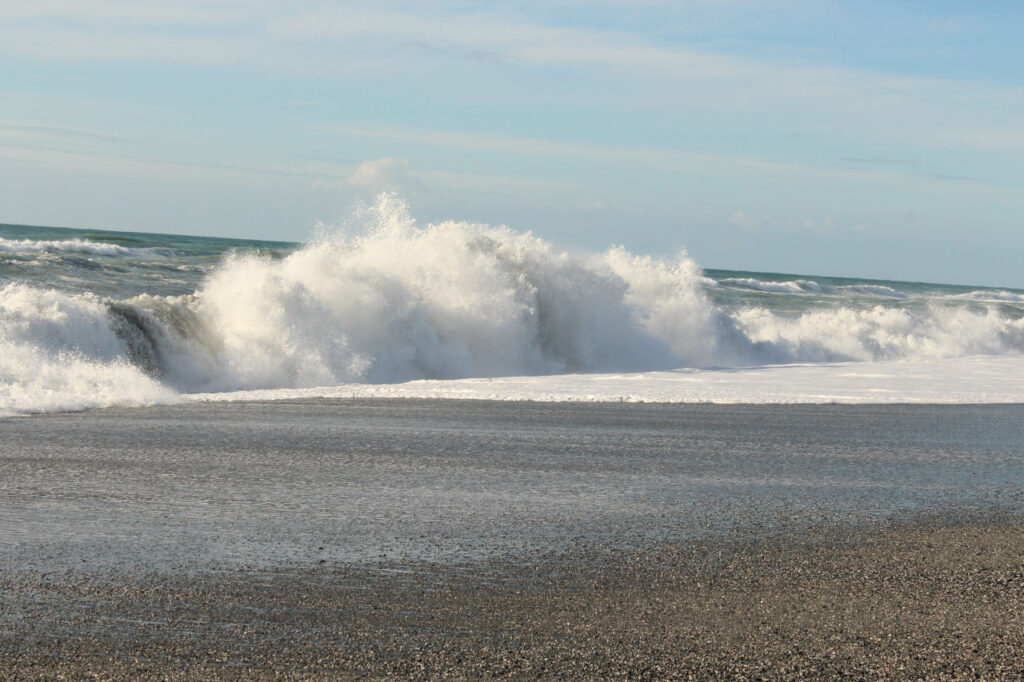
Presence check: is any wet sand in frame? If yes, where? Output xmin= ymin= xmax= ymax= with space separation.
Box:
xmin=2 ymin=400 xmax=1023 ymax=678
xmin=3 ymin=516 xmax=1024 ymax=679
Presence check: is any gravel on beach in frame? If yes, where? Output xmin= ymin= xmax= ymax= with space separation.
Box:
xmin=3 ymin=515 xmax=1024 ymax=680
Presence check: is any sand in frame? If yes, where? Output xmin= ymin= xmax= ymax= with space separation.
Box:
xmin=3 ymin=514 xmax=1023 ymax=680
xmin=3 ymin=400 xmax=1022 ymax=679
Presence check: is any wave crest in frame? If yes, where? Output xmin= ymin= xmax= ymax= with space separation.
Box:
xmin=0 ymin=236 xmax=148 ymax=257
xmin=2 ymin=195 xmax=1023 ymax=415
xmin=196 ymin=195 xmax=717 ymax=387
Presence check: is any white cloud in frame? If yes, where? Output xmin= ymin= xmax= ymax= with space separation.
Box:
xmin=344 ymin=157 xmax=427 ymax=194
xmin=324 ymin=156 xmax=575 ymax=200
xmin=269 ymin=5 xmax=1024 ymax=130
xmin=1 ymin=0 xmax=1021 ymax=163
xmin=0 ymin=135 xmax=576 ymax=205
xmin=324 ymin=124 xmax=1024 ymax=209
xmin=4 ymin=2 xmax=1022 ymax=112
xmin=329 ymin=125 xmax=922 ymax=185
xmin=2 ymin=0 xmax=1022 ymax=213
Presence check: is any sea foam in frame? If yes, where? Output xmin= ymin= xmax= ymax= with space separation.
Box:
xmin=1 ymin=194 xmax=1023 ymax=415
xmin=0 ymin=236 xmax=146 ymax=257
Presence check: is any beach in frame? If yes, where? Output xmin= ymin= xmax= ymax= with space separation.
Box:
xmin=4 ymin=518 xmax=1024 ymax=680
xmin=5 ymin=2 xmax=1024 ymax=677
xmin=2 ymin=400 xmax=1022 ymax=678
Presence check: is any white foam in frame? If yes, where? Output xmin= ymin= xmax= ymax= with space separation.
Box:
xmin=733 ymin=304 xmax=1024 ymax=362
xmin=2 ymin=194 xmax=1023 ymax=415
xmin=188 ymin=196 xmax=1024 ymax=384
xmin=190 ymin=195 xmax=715 ymax=388
xmin=721 ymin=277 xmax=810 ymax=294
xmin=838 ymin=283 xmax=907 ymax=298
xmin=189 ymin=355 xmax=1024 ymax=405
xmin=0 ymin=236 xmax=145 ymax=257
xmin=954 ymin=290 xmax=1024 ymax=304
xmin=721 ymin=277 xmax=906 ymax=299
xmin=0 ymin=283 xmax=178 ymax=416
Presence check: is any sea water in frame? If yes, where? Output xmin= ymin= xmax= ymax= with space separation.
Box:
xmin=2 ymin=194 xmax=1023 ymax=416
xmin=2 ymin=401 xmax=1022 ymax=569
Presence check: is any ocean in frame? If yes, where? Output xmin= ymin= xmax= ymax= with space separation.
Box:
xmin=2 ymin=196 xmax=1023 ymax=415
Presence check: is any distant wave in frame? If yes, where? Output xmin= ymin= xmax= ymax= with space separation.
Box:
xmin=719 ymin=277 xmax=907 ymax=299
xmin=2 ymin=195 xmax=1023 ymax=415
xmin=0 ymin=236 xmax=150 ymax=257
xmin=954 ymin=290 xmax=1024 ymax=304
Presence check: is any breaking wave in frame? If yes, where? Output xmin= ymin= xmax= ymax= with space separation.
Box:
xmin=954 ymin=290 xmax=1024 ymax=304
xmin=2 ymin=195 xmax=1023 ymax=415
xmin=0 ymin=236 xmax=150 ymax=257
xmin=719 ymin=277 xmax=907 ymax=299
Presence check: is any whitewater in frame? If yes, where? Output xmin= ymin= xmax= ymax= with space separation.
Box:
xmin=2 ymin=195 xmax=1023 ymax=416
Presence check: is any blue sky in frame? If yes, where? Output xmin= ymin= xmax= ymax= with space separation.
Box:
xmin=1 ymin=1 xmax=1022 ymax=286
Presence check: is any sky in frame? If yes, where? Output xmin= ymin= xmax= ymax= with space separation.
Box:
xmin=1 ymin=0 xmax=1022 ymax=287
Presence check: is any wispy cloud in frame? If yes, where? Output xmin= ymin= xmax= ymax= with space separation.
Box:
xmin=269 ymin=4 xmax=1024 ymax=124
xmin=0 ymin=26 xmax=272 ymax=69
xmin=801 ymin=217 xmax=835 ymax=233
xmin=842 ymin=157 xmax=919 ymax=167
xmin=917 ymin=172 xmax=992 ymax=184
xmin=958 ymin=130 xmax=1024 ymax=152
xmin=5 ymin=2 xmax=1022 ymax=109
xmin=841 ymin=154 xmax=1003 ymax=185
xmin=326 ymin=123 xmax=1008 ymax=196
xmin=318 ymin=156 xmax=575 ymax=199
xmin=0 ymin=144 xmax=317 ymax=187
xmin=3 ymin=1 xmax=1023 ymax=157
xmin=0 ymin=142 xmax=575 ymax=203
xmin=328 ymin=124 xmax=690 ymax=166
xmin=730 ymin=211 xmax=881 ymax=236
xmin=327 ymin=124 xmax=892 ymax=183
xmin=0 ymin=121 xmax=123 ymax=142
xmin=0 ymin=0 xmax=244 ymax=26
xmin=418 ymin=168 xmax=576 ymax=198
xmin=728 ymin=210 xmax=780 ymax=233
xmin=271 ymin=7 xmax=757 ymax=80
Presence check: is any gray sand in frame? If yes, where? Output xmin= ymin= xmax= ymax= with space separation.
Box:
xmin=4 ymin=517 xmax=1024 ymax=679
xmin=2 ymin=400 xmax=1023 ymax=678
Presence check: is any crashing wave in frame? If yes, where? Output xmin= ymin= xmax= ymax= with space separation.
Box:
xmin=2 ymin=194 xmax=1023 ymax=415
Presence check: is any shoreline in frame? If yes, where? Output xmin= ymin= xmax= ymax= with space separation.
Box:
xmin=3 ymin=513 xmax=1023 ymax=679
xmin=185 ymin=355 xmax=1024 ymax=406
xmin=7 ymin=354 xmax=1024 ymax=418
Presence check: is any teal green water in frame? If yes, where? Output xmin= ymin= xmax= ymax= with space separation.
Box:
xmin=0 ymin=222 xmax=294 ymax=298
xmin=0 ymin=222 xmax=294 ymax=255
